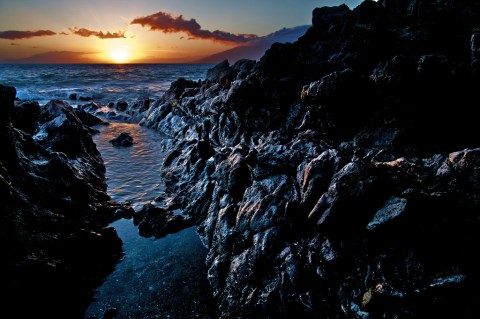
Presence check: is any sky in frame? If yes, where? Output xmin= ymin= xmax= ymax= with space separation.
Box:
xmin=0 ymin=0 xmax=363 ymax=63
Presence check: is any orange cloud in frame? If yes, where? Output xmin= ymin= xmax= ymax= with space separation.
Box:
xmin=131 ymin=11 xmax=258 ymax=44
xmin=0 ymin=30 xmax=56 ymax=40
xmin=69 ymin=27 xmax=126 ymax=39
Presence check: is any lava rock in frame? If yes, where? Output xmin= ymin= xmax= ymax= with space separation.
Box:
xmin=110 ymin=132 xmax=133 ymax=147
xmin=206 ymin=59 xmax=233 ymax=84
xmin=164 ymin=77 xmax=201 ymax=101
xmin=103 ymin=307 xmax=118 ymax=319
xmin=1 ymin=85 xmax=122 ymax=318
xmin=312 ymin=3 xmax=350 ymax=32
xmin=133 ymin=204 xmax=195 ymax=238
xmin=117 ymin=1 xmax=480 ymax=318
xmin=73 ymin=109 xmax=105 ymax=127
xmin=115 ymin=100 xmax=128 ymax=111
xmin=12 ymin=100 xmax=42 ymax=134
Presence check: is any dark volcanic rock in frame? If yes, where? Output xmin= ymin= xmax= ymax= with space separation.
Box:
xmin=79 ymin=101 xmax=100 ymax=113
xmin=1 ymin=85 xmax=123 ymax=319
xmin=79 ymin=96 xmax=93 ymax=101
xmin=206 ymin=59 xmax=233 ymax=83
xmin=164 ymin=77 xmax=201 ymax=101
xmin=73 ymin=109 xmax=106 ymax=127
xmin=12 ymin=100 xmax=42 ymax=134
xmin=312 ymin=3 xmax=350 ymax=31
xmin=134 ymin=0 xmax=480 ymax=318
xmin=133 ymin=204 xmax=195 ymax=238
xmin=115 ymin=100 xmax=128 ymax=111
xmin=110 ymin=132 xmax=133 ymax=147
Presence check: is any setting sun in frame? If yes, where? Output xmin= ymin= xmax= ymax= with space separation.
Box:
xmin=110 ymin=47 xmax=130 ymax=63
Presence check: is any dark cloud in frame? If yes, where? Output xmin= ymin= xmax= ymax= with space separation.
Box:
xmin=59 ymin=32 xmax=69 ymax=35
xmin=69 ymin=28 xmax=126 ymax=39
xmin=0 ymin=30 xmax=56 ymax=40
xmin=131 ymin=11 xmax=258 ymax=44
xmin=10 ymin=43 xmax=20 ymax=46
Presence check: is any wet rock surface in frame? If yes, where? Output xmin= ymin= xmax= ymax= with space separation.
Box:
xmin=127 ymin=0 xmax=480 ymax=318
xmin=110 ymin=132 xmax=134 ymax=147
xmin=0 ymin=86 xmax=123 ymax=318
xmin=133 ymin=204 xmax=195 ymax=238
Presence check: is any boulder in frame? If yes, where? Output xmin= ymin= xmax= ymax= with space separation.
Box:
xmin=110 ymin=132 xmax=133 ymax=147
xmin=73 ymin=109 xmax=105 ymax=127
xmin=133 ymin=204 xmax=195 ymax=238
xmin=206 ymin=60 xmax=233 ymax=84
xmin=115 ymin=100 xmax=128 ymax=111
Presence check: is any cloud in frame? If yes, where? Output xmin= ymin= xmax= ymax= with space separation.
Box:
xmin=131 ymin=11 xmax=258 ymax=44
xmin=69 ymin=27 xmax=126 ymax=39
xmin=0 ymin=30 xmax=56 ymax=40
xmin=59 ymin=32 xmax=69 ymax=35
xmin=10 ymin=43 xmax=20 ymax=46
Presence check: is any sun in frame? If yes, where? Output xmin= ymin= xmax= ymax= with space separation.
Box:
xmin=110 ymin=47 xmax=130 ymax=63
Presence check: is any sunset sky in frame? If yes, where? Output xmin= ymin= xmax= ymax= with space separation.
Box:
xmin=0 ymin=0 xmax=362 ymax=63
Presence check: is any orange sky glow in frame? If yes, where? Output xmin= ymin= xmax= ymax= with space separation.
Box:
xmin=0 ymin=0 xmax=361 ymax=63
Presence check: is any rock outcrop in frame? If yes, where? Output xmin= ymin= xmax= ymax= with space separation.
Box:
xmin=133 ymin=204 xmax=195 ymax=238
xmin=132 ymin=0 xmax=480 ymax=317
xmin=110 ymin=132 xmax=134 ymax=147
xmin=0 ymin=87 xmax=123 ymax=318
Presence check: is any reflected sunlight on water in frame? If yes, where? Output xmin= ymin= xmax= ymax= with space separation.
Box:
xmin=93 ymin=122 xmax=166 ymax=210
xmin=86 ymin=122 xmax=215 ymax=318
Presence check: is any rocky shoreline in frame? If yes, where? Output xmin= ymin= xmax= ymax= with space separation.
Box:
xmin=0 ymin=87 xmax=124 ymax=318
xmin=102 ymin=0 xmax=480 ymax=317
xmin=2 ymin=0 xmax=480 ymax=318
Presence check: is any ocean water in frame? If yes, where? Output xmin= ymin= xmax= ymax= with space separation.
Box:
xmin=87 ymin=123 xmax=215 ymax=318
xmin=93 ymin=122 xmax=167 ymax=210
xmin=0 ymin=63 xmax=211 ymax=106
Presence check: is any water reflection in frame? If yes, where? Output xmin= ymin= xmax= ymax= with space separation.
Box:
xmin=86 ymin=123 xmax=215 ymax=318
xmin=85 ymin=220 xmax=215 ymax=318
xmin=93 ymin=122 xmax=166 ymax=210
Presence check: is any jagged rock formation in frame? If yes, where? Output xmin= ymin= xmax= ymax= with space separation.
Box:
xmin=135 ymin=0 xmax=480 ymax=317
xmin=127 ymin=0 xmax=480 ymax=317
xmin=0 ymin=87 xmax=123 ymax=318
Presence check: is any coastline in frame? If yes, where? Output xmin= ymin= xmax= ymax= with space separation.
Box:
xmin=2 ymin=1 xmax=480 ymax=318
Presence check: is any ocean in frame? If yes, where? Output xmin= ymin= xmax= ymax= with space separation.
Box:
xmin=0 ymin=63 xmax=212 ymax=106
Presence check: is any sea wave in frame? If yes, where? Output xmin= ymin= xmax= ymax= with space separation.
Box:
xmin=0 ymin=63 xmax=211 ymax=106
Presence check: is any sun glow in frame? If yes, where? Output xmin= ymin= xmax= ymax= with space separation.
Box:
xmin=110 ymin=46 xmax=130 ymax=63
